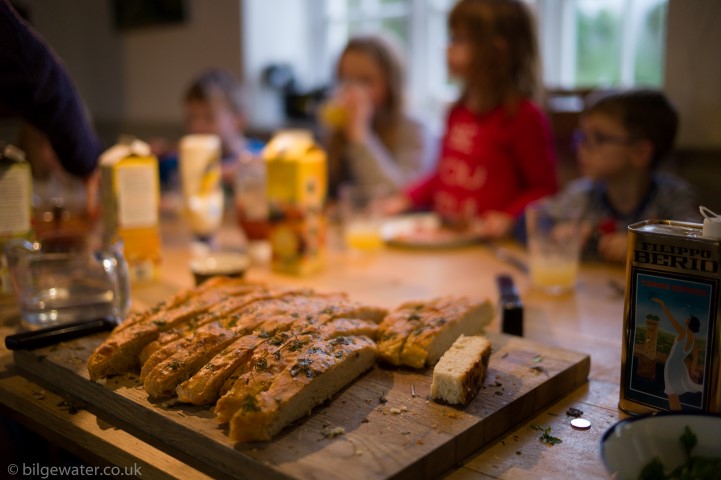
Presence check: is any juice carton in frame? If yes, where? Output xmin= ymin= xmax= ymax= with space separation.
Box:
xmin=264 ymin=130 xmax=326 ymax=275
xmin=0 ymin=142 xmax=32 ymax=296
xmin=100 ymin=137 xmax=161 ymax=282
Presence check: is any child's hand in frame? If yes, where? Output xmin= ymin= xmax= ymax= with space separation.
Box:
xmin=478 ymin=211 xmax=514 ymax=239
xmin=340 ymin=83 xmax=373 ymax=143
xmin=379 ymin=193 xmax=411 ymax=217
xmin=598 ymin=232 xmax=629 ymax=263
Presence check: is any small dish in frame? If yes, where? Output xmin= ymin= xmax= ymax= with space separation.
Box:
xmin=381 ymin=214 xmax=482 ymax=249
xmin=189 ymin=251 xmax=250 ymax=285
xmin=600 ymin=412 xmax=721 ymax=480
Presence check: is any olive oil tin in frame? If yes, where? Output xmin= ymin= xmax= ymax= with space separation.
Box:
xmin=620 ymin=220 xmax=720 ymax=415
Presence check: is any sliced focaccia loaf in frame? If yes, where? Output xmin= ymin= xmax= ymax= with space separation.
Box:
xmin=226 ymin=335 xmax=377 ymax=442
xmin=377 ymin=296 xmax=493 ymax=368
xmin=431 ymin=334 xmax=491 ymax=405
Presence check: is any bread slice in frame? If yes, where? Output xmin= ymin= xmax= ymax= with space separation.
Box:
xmin=87 ymin=283 xmax=268 ymax=379
xmin=227 ymin=336 xmax=377 ymax=442
xmin=377 ymin=296 xmax=493 ymax=368
xmin=401 ymin=298 xmax=493 ymax=368
xmin=431 ymin=335 xmax=491 ymax=405
xmin=143 ymin=323 xmax=239 ymax=399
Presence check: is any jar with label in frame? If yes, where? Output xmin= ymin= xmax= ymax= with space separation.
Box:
xmin=0 ymin=142 xmax=32 ymax=297
xmin=32 ymin=170 xmax=89 ymax=239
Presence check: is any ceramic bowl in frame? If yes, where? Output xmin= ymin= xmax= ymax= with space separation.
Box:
xmin=600 ymin=412 xmax=721 ymax=480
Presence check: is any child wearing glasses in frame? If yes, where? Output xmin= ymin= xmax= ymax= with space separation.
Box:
xmin=383 ymin=0 xmax=558 ymax=238
xmin=550 ymin=89 xmax=699 ymax=263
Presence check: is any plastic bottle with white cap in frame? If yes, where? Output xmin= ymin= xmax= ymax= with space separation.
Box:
xmin=700 ymin=206 xmax=721 ymax=240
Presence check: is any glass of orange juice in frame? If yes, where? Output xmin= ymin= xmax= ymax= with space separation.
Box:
xmin=525 ymin=200 xmax=582 ymax=294
xmin=338 ymin=184 xmax=387 ymax=252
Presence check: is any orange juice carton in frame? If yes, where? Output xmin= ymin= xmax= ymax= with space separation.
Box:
xmin=264 ymin=130 xmax=326 ymax=275
xmin=100 ymin=137 xmax=161 ymax=283
xmin=0 ymin=142 xmax=32 ymax=296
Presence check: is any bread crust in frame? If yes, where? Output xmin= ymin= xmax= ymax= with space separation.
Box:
xmin=378 ymin=297 xmax=493 ymax=368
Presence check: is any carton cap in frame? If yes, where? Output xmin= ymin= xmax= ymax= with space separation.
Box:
xmin=700 ymin=206 xmax=721 ymax=239
xmin=100 ymin=136 xmax=151 ymax=166
xmin=263 ymin=129 xmax=315 ymax=160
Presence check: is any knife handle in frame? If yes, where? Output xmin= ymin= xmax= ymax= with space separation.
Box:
xmin=496 ymin=274 xmax=524 ymax=336
xmin=4 ymin=317 xmax=118 ymax=350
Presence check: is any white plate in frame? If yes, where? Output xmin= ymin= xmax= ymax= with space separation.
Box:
xmin=600 ymin=412 xmax=721 ymax=480
xmin=380 ymin=214 xmax=483 ymax=249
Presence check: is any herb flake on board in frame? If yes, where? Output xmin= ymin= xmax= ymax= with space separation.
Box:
xmin=531 ymin=425 xmax=562 ymax=445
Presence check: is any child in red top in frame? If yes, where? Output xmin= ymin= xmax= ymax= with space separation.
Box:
xmin=387 ymin=0 xmax=557 ymax=238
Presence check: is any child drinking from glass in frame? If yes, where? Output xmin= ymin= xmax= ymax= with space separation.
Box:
xmin=548 ymin=89 xmax=699 ymax=263
xmin=384 ymin=0 xmax=557 ymax=239
xmin=322 ymin=34 xmax=437 ymax=199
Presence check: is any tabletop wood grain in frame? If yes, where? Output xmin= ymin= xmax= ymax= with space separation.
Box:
xmin=0 ymin=215 xmax=629 ymax=479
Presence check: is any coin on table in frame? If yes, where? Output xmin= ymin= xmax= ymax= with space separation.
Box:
xmin=570 ymin=418 xmax=591 ymax=430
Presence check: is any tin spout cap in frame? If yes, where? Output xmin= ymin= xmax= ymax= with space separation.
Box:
xmin=700 ymin=206 xmax=721 ymax=239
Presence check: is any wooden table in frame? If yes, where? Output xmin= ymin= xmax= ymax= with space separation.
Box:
xmin=0 ymin=216 xmax=628 ymax=479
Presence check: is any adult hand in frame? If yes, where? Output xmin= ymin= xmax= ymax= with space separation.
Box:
xmin=84 ymin=168 xmax=101 ymax=221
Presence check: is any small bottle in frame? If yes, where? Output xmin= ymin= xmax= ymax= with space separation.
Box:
xmin=0 ymin=142 xmax=32 ymax=296
xmin=234 ymin=150 xmax=269 ymax=243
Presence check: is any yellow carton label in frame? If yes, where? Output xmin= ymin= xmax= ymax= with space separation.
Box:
xmin=263 ymin=131 xmax=327 ymax=275
xmin=0 ymin=161 xmax=32 ymax=237
xmin=101 ymin=153 xmax=161 ymax=282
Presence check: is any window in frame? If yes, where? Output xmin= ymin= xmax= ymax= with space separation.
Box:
xmin=537 ymin=0 xmax=668 ymax=88
xmin=313 ymin=0 xmax=668 ymax=125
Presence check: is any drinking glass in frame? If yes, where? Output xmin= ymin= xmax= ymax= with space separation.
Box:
xmin=338 ymin=185 xmax=387 ymax=251
xmin=525 ymin=200 xmax=582 ymax=294
xmin=5 ymin=234 xmax=130 ymax=329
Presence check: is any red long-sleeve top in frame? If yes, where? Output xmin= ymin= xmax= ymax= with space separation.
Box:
xmin=406 ymin=100 xmax=558 ymax=220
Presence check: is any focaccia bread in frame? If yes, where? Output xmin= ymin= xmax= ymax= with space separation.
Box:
xmin=431 ymin=335 xmax=491 ymax=405
xmin=86 ymin=276 xmax=387 ymax=443
xmin=377 ymin=296 xmax=493 ymax=368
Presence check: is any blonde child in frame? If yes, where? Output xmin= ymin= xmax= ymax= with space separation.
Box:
xmin=548 ymin=89 xmax=698 ymax=263
xmin=385 ymin=0 xmax=557 ymax=239
xmin=323 ymin=34 xmax=437 ymax=198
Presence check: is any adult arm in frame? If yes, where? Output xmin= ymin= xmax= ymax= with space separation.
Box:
xmin=0 ymin=0 xmax=101 ymax=178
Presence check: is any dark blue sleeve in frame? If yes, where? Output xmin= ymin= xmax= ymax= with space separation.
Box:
xmin=0 ymin=0 xmax=101 ymax=178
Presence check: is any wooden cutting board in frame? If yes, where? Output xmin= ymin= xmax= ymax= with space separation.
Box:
xmin=13 ymin=332 xmax=589 ymax=480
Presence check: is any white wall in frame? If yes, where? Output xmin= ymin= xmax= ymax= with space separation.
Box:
xmin=24 ymin=0 xmax=243 ymax=126
xmin=664 ymin=0 xmax=721 ymax=149
xmin=20 ymin=0 xmax=122 ymax=123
